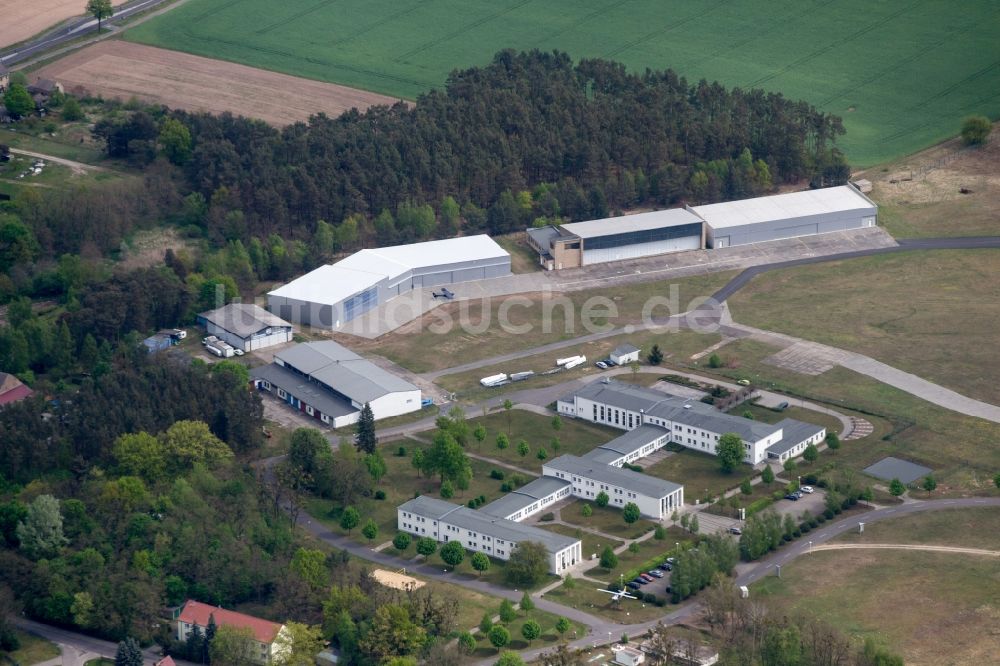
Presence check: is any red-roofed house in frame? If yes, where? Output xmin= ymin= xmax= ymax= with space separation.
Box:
xmin=0 ymin=372 xmax=33 ymax=406
xmin=155 ymin=657 xmax=176 ymax=666
xmin=175 ymin=600 xmax=290 ymax=664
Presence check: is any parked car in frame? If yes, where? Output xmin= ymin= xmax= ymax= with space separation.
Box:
xmin=729 ymin=527 xmax=742 ymax=535
xmin=800 ymin=485 xmax=815 ymax=494
xmin=666 ymin=557 xmax=677 ymax=565
xmin=658 ymin=563 xmax=672 ymax=571
xmin=777 ymin=401 xmax=790 ymax=411
xmin=737 ymin=379 xmax=750 ymax=386
xmin=626 ymin=582 xmax=641 ymax=590
xmin=640 ymin=573 xmax=654 ymax=582
xmin=595 ymin=361 xmax=608 ymax=369
xmin=784 ymin=494 xmax=799 ymax=501
xmin=647 ymin=569 xmax=664 ymax=578
xmin=792 ymin=491 xmax=803 ymax=499
xmin=632 ymin=577 xmax=648 ymax=586
xmin=233 ymin=348 xmax=245 ymax=356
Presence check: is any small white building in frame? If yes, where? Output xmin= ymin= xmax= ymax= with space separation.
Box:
xmin=610 ymin=343 xmax=641 ymax=366
xmin=764 ymin=418 xmax=827 ymax=462
xmin=614 ymin=645 xmax=645 ymax=666
xmin=397 ymin=495 xmax=581 ymax=575
xmin=250 ymin=341 xmax=420 ymax=427
xmin=198 ymin=303 xmax=294 ymax=352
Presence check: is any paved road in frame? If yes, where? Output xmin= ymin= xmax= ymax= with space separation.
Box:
xmin=809 ymin=543 xmax=1000 ymax=557
xmin=13 ymin=617 xmax=199 ymax=666
xmin=0 ymin=0 xmax=173 ymax=66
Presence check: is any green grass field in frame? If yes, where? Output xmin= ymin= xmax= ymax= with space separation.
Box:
xmin=728 ymin=249 xmax=1000 ymax=406
xmin=753 ymin=509 xmax=1000 ymax=665
xmin=125 ymin=0 xmax=1000 ymax=166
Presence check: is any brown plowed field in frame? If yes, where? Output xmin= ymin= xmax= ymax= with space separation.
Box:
xmin=36 ymin=41 xmax=404 ymax=126
xmin=0 ymin=0 xmax=128 ymax=48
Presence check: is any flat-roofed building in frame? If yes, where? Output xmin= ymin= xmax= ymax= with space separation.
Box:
xmin=527 ymin=208 xmax=704 ymax=269
xmin=544 ymin=454 xmax=683 ymax=519
xmin=268 ymin=235 xmax=510 ymax=329
xmin=478 ymin=476 xmax=572 ymax=522
xmin=397 ymin=496 xmax=581 ymax=574
xmin=690 ymin=185 xmax=877 ymax=248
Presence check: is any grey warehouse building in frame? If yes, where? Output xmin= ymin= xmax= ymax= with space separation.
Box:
xmin=527 ymin=208 xmax=704 ymax=269
xmin=268 ymin=235 xmax=510 ymax=329
xmin=690 ymin=185 xmax=877 ymax=248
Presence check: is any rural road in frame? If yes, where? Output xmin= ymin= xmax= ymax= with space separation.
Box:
xmin=9 ymin=148 xmax=105 ymax=174
xmin=808 ymin=543 xmax=1000 ymax=557
xmin=14 ymin=617 xmax=199 ymax=666
xmin=0 ymin=0 xmax=174 ymax=66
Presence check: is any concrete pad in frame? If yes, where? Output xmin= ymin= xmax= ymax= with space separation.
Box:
xmin=864 ymin=456 xmax=933 ymax=484
xmin=762 ymin=341 xmax=850 ymax=376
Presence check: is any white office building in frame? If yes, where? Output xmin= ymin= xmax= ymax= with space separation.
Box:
xmin=557 ymin=380 xmax=825 ymax=465
xmin=544 ymin=455 xmax=683 ymax=519
xmin=397 ymin=496 xmax=581 ymax=575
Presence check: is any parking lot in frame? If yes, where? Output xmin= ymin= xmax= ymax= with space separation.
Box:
xmin=768 ymin=486 xmax=827 ymax=520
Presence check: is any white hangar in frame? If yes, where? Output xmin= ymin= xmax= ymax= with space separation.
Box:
xmin=267 ymin=235 xmax=510 ymax=329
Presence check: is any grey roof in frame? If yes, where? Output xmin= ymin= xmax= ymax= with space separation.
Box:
xmin=249 ymin=363 xmax=356 ymax=419
xmin=199 ymin=303 xmax=293 ymax=339
xmin=546 ymin=455 xmax=682 ymax=499
xmin=480 ymin=477 xmax=571 ymax=518
xmin=582 ymin=424 xmax=667 ymax=462
xmin=766 ymin=418 xmax=826 ymax=456
xmin=560 ymin=207 xmax=702 ymax=239
xmin=562 ymin=380 xmax=780 ymax=442
xmin=525 ymin=226 xmax=560 ymax=255
xmin=275 ymin=341 xmax=417 ymax=404
xmin=399 ymin=496 xmax=579 ymax=553
xmin=863 ymin=456 xmax=932 ymax=485
xmin=611 ymin=343 xmax=640 ymax=356
xmin=690 ymin=185 xmax=876 ymax=230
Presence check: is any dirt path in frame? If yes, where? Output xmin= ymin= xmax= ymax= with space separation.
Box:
xmin=809 ymin=543 xmax=999 ymax=557
xmin=9 ymin=148 xmax=105 ymax=175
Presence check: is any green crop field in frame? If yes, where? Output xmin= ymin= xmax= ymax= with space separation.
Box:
xmin=125 ymin=0 xmax=999 ymax=166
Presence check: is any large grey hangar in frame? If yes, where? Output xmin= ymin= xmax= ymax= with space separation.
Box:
xmin=690 ymin=185 xmax=878 ymax=248
xmin=267 ymin=235 xmax=510 ymax=329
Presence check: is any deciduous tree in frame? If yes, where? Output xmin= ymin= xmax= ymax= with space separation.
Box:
xmin=488 ymin=624 xmax=510 ymax=652
xmin=273 ymin=622 xmax=326 ymax=666
xmin=471 ymin=551 xmax=490 ymax=575
xmin=16 ymin=494 xmax=67 ymax=560
xmin=716 ymin=433 xmax=744 ymax=473
xmin=440 ymin=540 xmax=465 ymax=567
xmin=961 ymin=115 xmax=991 ymax=145
xmin=622 ymin=502 xmax=640 ymax=524
xmin=599 ymin=546 xmax=618 ymax=570
xmin=521 ymin=619 xmax=541 ymax=644
xmin=595 ymin=491 xmax=609 ymax=507
xmin=340 ymin=506 xmax=360 ymax=533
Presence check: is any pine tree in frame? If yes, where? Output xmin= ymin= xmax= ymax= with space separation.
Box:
xmin=355 ymin=403 xmax=377 ymax=454
xmin=115 ymin=637 xmax=142 ymax=666
xmin=648 ymin=344 xmax=664 ymax=365
xmin=205 ymin=613 xmax=217 ymax=663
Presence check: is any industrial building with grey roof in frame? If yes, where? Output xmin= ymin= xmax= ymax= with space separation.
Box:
xmin=250 ymin=340 xmax=420 ymax=428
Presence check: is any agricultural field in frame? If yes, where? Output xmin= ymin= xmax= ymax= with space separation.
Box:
xmin=35 ymin=41 xmax=404 ymax=127
xmin=728 ymin=249 xmax=1000 ymax=406
xmin=753 ymin=510 xmax=1000 ymax=665
xmin=0 ymin=0 xmax=127 ymax=47
xmin=125 ymin=0 xmax=1000 ymax=166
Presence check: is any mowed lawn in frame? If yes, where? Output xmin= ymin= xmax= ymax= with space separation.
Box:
xmin=125 ymin=0 xmax=1000 ymax=166
xmin=357 ymin=271 xmax=733 ymax=374
xmin=728 ymin=249 xmax=1000 ymax=406
xmin=752 ymin=548 xmax=1000 ymax=665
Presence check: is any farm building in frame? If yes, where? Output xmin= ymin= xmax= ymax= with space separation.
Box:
xmin=557 ymin=380 xmax=826 ymax=466
xmin=689 ymin=185 xmax=877 ymax=248
xmin=609 ymin=343 xmax=641 ymax=366
xmin=526 ymin=208 xmax=704 ymax=269
xmin=198 ymin=303 xmax=293 ymax=352
xmin=249 ymin=340 xmax=420 ymax=427
xmin=267 ymin=235 xmax=510 ymax=329
xmin=397 ymin=495 xmax=582 ymax=575
xmin=0 ymin=372 xmax=33 ymax=406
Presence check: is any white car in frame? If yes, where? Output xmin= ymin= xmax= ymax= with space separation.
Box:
xmin=800 ymin=485 xmax=815 ymax=494
xmin=595 ymin=361 xmax=608 ymax=369
xmin=233 ymin=348 xmax=245 ymax=356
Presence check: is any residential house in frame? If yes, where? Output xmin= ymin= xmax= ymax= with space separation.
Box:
xmin=0 ymin=372 xmax=33 ymax=406
xmin=175 ymin=600 xmax=290 ymax=665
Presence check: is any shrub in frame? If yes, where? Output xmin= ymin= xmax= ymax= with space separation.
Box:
xmin=961 ymin=115 xmax=991 ymax=145
xmin=800 ymin=522 xmax=811 ymax=533
xmin=581 ymin=504 xmax=593 ymax=517
xmin=628 ymin=542 xmax=640 ymax=554
xmin=654 ymin=526 xmax=666 ymax=540
xmin=396 ymin=446 xmax=407 ymax=456
xmin=643 ymin=593 xmax=657 ymax=603
xmin=490 ymin=469 xmax=505 ymax=480
xmin=540 ymin=512 xmax=554 ymax=522
xmin=500 ymin=483 xmax=512 ymax=492
xmin=468 ymin=500 xmax=477 ymax=508
xmin=374 ymin=489 xmax=386 ymax=500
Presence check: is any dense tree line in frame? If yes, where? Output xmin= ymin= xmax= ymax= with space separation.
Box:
xmin=0 ymin=348 xmax=263 ymax=483
xmin=162 ymin=50 xmax=847 ymax=241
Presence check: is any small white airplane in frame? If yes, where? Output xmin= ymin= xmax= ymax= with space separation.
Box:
xmin=596 ymin=588 xmax=638 ymax=603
